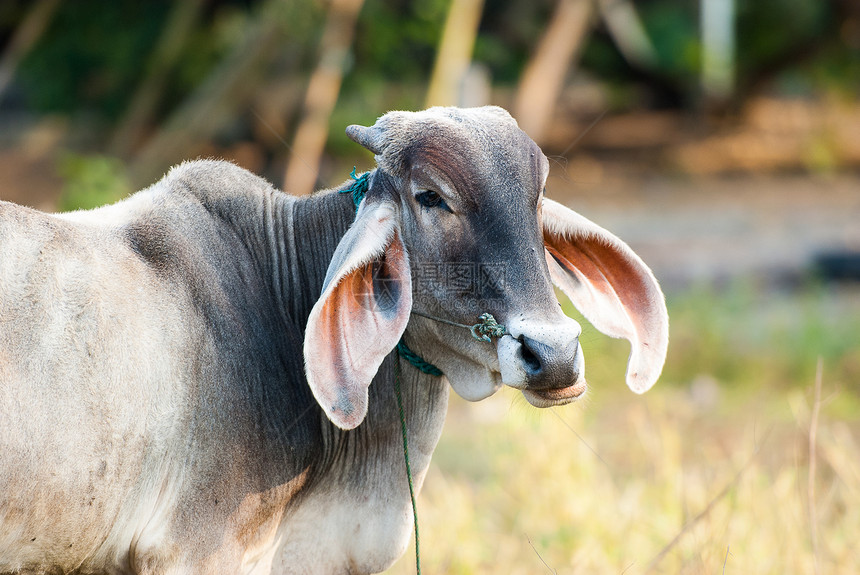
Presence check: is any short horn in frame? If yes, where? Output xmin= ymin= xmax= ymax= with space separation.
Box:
xmin=346 ymin=124 xmax=383 ymax=155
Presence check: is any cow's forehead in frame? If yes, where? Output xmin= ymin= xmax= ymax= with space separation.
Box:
xmin=383 ymin=107 xmax=548 ymax=201
xmin=409 ymin=106 xmax=543 ymax=159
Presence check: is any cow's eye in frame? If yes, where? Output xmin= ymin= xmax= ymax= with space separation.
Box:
xmin=416 ymin=190 xmax=450 ymax=212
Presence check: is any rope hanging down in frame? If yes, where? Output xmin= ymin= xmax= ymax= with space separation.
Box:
xmin=339 ymin=168 xmax=509 ymax=575
xmin=393 ymin=355 xmax=421 ymax=574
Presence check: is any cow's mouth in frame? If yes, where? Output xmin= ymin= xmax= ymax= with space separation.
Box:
xmin=521 ymin=380 xmax=587 ymax=407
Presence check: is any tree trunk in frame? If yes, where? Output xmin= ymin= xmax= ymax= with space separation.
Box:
xmin=425 ymin=0 xmax=486 ymax=108
xmin=283 ymin=0 xmax=366 ymax=196
xmin=513 ymin=0 xmax=593 ymax=144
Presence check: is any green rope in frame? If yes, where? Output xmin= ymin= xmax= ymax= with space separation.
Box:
xmin=338 ymin=168 xmax=508 ymax=575
xmin=470 ymin=312 xmax=507 ymax=342
xmin=341 ymin=167 xmax=423 ymax=574
xmin=397 ymin=341 xmax=443 ymax=376
xmin=340 ymin=166 xmax=370 ymax=209
xmin=396 ymin=313 xmax=507 ymax=373
xmin=392 ymin=316 xmax=503 ymax=575
xmin=393 ymin=354 xmax=421 ymax=574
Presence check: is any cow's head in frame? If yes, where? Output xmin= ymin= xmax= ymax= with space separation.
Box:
xmin=304 ymin=106 xmax=668 ymax=430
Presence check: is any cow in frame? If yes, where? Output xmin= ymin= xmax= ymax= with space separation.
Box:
xmin=0 ymin=106 xmax=668 ymax=574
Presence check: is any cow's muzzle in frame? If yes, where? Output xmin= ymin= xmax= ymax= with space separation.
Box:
xmin=498 ymin=317 xmax=587 ymax=406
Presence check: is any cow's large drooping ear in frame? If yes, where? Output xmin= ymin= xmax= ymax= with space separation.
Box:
xmin=541 ymin=198 xmax=669 ymax=393
xmin=304 ymin=200 xmax=412 ymax=430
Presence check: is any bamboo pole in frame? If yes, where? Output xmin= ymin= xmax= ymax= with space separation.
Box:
xmin=513 ymin=0 xmax=593 ymax=144
xmin=425 ymin=0 xmax=486 ymax=108
xmin=701 ymin=0 xmax=736 ymax=103
xmin=283 ymin=0 xmax=366 ymax=196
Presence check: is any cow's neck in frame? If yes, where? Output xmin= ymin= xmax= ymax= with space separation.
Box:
xmin=252 ymin=177 xmax=449 ymax=569
xmin=282 ymin=175 xmax=450 ymax=457
xmin=281 ymin=184 xmax=355 ymax=331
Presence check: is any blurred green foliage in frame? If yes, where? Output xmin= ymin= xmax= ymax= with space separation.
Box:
xmin=474 ymin=0 xmax=555 ymax=84
xmin=1 ymin=0 xmax=858 ymax=197
xmin=57 ymin=153 xmax=130 ymax=212
xmin=641 ymin=1 xmax=700 ymax=78
xmin=736 ymin=0 xmax=828 ymax=75
xmin=353 ymin=0 xmax=448 ymax=84
xmin=733 ymin=0 xmax=860 ymax=97
xmin=9 ymin=0 xmax=858 ymax=123
xmin=14 ymin=0 xmax=275 ymax=121
xmin=18 ymin=1 xmax=172 ymax=119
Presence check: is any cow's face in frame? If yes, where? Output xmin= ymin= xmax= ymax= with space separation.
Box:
xmin=304 ymin=107 xmax=668 ymax=430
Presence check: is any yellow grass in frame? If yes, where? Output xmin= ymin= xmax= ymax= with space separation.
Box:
xmin=386 ymin=287 xmax=860 ymax=574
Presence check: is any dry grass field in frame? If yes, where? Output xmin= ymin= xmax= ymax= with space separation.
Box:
xmin=388 ymin=285 xmax=860 ymax=574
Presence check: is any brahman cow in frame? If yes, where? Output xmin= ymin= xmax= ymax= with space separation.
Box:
xmin=0 ymin=106 xmax=667 ymax=574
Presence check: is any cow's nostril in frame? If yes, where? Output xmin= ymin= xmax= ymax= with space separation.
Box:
xmin=518 ymin=335 xmax=542 ymax=374
xmin=511 ymin=332 xmax=580 ymax=391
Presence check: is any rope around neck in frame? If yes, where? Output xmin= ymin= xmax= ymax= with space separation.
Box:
xmin=396 ymin=341 xmax=443 ymax=376
xmin=341 ymin=166 xmax=369 ymax=209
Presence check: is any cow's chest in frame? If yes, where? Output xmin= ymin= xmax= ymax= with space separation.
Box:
xmin=265 ymin=482 xmax=415 ymax=574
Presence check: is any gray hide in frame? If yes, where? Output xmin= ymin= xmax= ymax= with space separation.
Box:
xmin=0 ymin=106 xmax=667 ymax=574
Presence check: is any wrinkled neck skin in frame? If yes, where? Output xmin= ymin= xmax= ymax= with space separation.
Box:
xmin=257 ymin=173 xmax=449 ymax=572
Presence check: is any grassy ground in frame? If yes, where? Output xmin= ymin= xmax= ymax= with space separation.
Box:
xmin=387 ymin=284 xmax=860 ymax=574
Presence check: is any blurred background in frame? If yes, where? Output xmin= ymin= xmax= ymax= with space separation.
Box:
xmin=0 ymin=0 xmax=857 ymax=572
